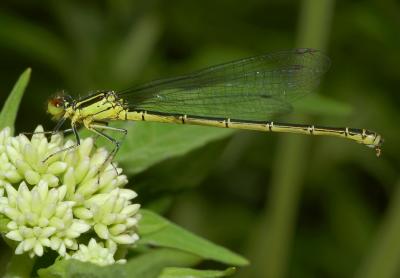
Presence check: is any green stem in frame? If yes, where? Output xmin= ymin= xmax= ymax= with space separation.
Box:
xmin=355 ymin=178 xmax=400 ymax=278
xmin=3 ymin=253 xmax=35 ymax=278
xmin=241 ymin=1 xmax=334 ymax=277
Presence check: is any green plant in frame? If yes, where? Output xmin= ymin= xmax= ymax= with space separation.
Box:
xmin=0 ymin=70 xmax=247 ymax=277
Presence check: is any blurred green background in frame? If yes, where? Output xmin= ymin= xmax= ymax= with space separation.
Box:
xmin=0 ymin=0 xmax=399 ymax=277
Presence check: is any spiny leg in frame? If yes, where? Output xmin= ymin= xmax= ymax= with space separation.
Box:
xmin=22 ymin=128 xmax=73 ymax=137
xmin=42 ymin=124 xmax=80 ymax=163
xmin=90 ymin=123 xmax=128 ymax=159
xmin=87 ymin=123 xmax=127 ymax=179
xmin=23 ymin=117 xmax=71 ymax=137
xmin=89 ymin=121 xmax=112 ymax=147
xmin=53 ymin=116 xmax=68 ymax=133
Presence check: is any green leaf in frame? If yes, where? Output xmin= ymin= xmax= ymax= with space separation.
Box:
xmin=0 ymin=14 xmax=70 ymax=75
xmin=117 ymin=122 xmax=233 ymax=175
xmin=38 ymin=249 xmax=200 ymax=278
xmin=112 ymin=15 xmax=161 ymax=86
xmin=0 ymin=68 xmax=31 ymax=134
xmin=3 ymin=254 xmax=35 ymax=278
xmin=38 ymin=259 xmax=125 ymax=278
xmin=124 ymin=249 xmax=200 ymax=278
xmin=137 ymin=209 xmax=249 ymax=266
xmin=133 ymin=139 xmax=227 ymax=196
xmin=159 ymin=267 xmax=236 ymax=278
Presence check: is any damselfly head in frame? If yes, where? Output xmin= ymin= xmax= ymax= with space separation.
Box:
xmin=47 ymin=92 xmax=71 ymax=121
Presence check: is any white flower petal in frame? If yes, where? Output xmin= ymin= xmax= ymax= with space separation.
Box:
xmin=4 ymin=171 xmax=22 ymax=183
xmin=126 ymin=217 xmax=139 ymax=228
xmin=15 ymin=242 xmax=24 ymax=254
xmin=41 ymin=174 xmax=59 ymax=188
xmin=94 ymin=223 xmax=109 ymax=239
xmin=20 ymin=227 xmax=34 ymax=238
xmin=102 ymin=213 xmax=117 ymax=225
xmin=57 ymin=185 xmax=67 ymax=200
xmin=73 ymin=207 xmax=93 ymax=220
xmin=79 ymin=138 xmax=94 ymax=157
xmin=49 ymin=217 xmax=65 ymax=230
xmin=37 ymin=180 xmax=49 ymax=200
xmin=111 ymin=233 xmax=139 ymax=245
xmin=109 ymin=224 xmax=126 ymax=235
xmin=6 ymin=145 xmax=23 ymax=164
xmin=38 ymin=217 xmax=49 ymax=227
xmin=50 ymin=237 xmax=62 ymax=250
xmin=77 ymin=178 xmax=99 ymax=198
xmin=119 ymin=189 xmax=137 ymax=200
xmin=6 ymin=230 xmax=23 ymax=241
xmin=121 ymin=204 xmax=140 ymax=216
xmin=23 ymin=144 xmax=38 ymax=168
xmin=24 ymin=170 xmax=41 ymax=185
xmin=3 ymin=207 xmax=20 ymax=220
xmin=47 ymin=162 xmax=67 ymax=175
xmin=5 ymin=183 xmax=18 ymax=200
xmin=7 ymin=221 xmax=18 ymax=230
xmin=55 ymin=203 xmax=70 ymax=217
xmin=70 ymin=221 xmax=90 ymax=234
xmin=15 ymin=159 xmax=31 ymax=174
xmin=34 ymin=242 xmax=44 ymax=256
xmin=63 ymin=167 xmax=76 ymax=196
xmin=58 ymin=243 xmax=67 ymax=256
xmin=64 ymin=238 xmax=74 ymax=248
xmin=41 ymin=227 xmax=57 ymax=237
xmin=39 ymin=237 xmax=51 ymax=247
xmin=33 ymin=125 xmax=44 ymax=134
xmin=23 ymin=238 xmax=36 ymax=252
xmin=18 ymin=182 xmax=31 ymax=201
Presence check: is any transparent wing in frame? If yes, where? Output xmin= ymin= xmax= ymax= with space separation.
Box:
xmin=117 ymin=48 xmax=330 ymax=121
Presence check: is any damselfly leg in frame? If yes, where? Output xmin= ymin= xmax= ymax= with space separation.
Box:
xmin=86 ymin=123 xmax=127 ymax=178
xmin=42 ymin=123 xmax=80 ymax=163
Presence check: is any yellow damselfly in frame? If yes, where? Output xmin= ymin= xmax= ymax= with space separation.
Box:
xmin=45 ymin=48 xmax=383 ymax=160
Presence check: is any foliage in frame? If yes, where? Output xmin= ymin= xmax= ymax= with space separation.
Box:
xmin=0 ymin=70 xmax=246 ymax=277
xmin=0 ymin=1 xmax=399 ymax=277
xmin=0 ymin=68 xmax=30 ymax=134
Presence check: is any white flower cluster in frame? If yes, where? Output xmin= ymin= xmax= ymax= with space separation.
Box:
xmin=0 ymin=126 xmax=140 ymax=265
xmin=66 ymin=238 xmax=126 ymax=266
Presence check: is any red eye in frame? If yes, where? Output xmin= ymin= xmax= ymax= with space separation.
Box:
xmin=50 ymin=97 xmax=64 ymax=108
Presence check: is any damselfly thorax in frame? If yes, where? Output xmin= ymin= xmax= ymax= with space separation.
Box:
xmin=63 ymin=92 xmax=125 ymax=126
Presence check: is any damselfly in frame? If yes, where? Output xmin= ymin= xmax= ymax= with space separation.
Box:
xmin=46 ymin=48 xmax=383 ymax=160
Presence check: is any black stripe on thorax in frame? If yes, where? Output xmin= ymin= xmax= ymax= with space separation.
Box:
xmin=75 ymin=93 xmax=108 ymax=109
